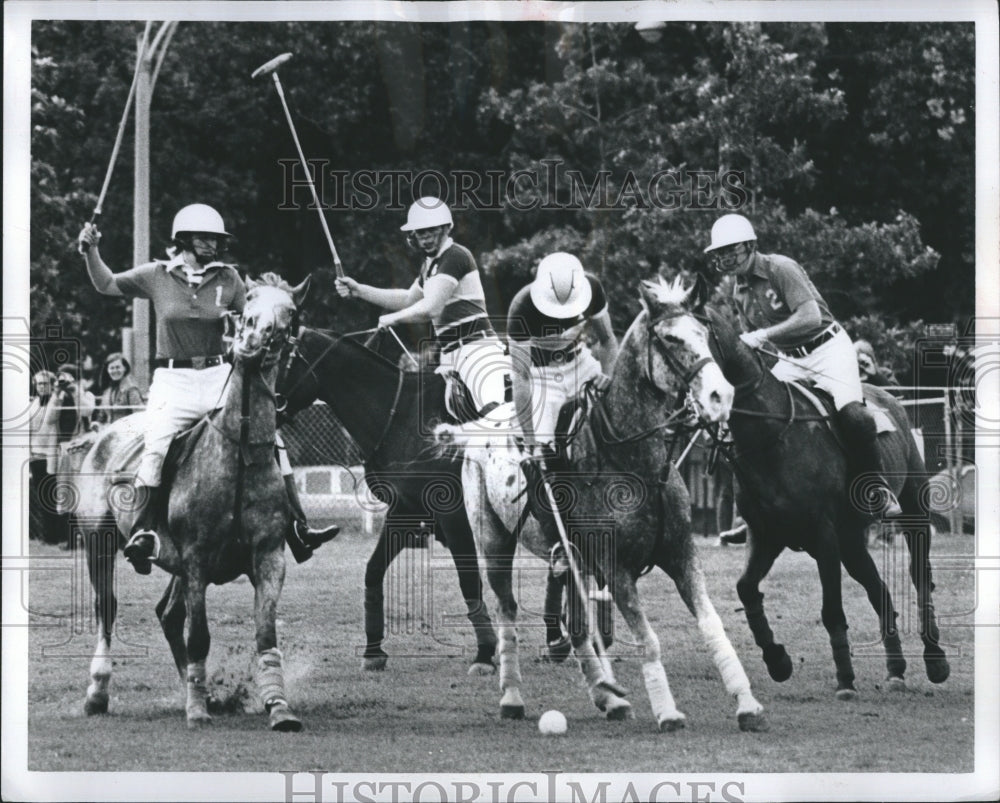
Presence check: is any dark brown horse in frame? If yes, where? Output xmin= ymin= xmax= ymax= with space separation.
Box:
xmin=75 ymin=275 xmax=309 ymax=729
xmin=703 ymin=305 xmax=949 ymax=698
xmin=275 ymin=327 xmax=498 ymax=674
xmin=438 ymin=278 xmax=767 ymax=731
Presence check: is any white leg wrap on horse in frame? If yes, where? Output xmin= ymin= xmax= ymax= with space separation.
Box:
xmin=642 ymin=660 xmax=681 ymax=721
xmin=255 ymin=648 xmax=288 ymax=710
xmin=498 ymin=628 xmax=521 ymax=691
xmin=186 ymin=660 xmax=210 ymax=720
xmin=87 ymin=637 xmax=112 ymax=700
xmin=696 ymin=601 xmax=752 ymax=697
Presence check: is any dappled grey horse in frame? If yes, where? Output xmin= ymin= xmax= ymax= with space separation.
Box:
xmin=75 ymin=275 xmax=309 ymax=730
xmin=439 ymin=277 xmax=766 ymax=731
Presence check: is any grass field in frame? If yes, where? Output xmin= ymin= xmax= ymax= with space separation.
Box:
xmin=25 ymin=527 xmax=976 ymax=775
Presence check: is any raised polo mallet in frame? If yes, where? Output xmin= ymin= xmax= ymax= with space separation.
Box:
xmin=252 ymin=52 xmax=344 ymax=278
xmin=81 ymin=21 xmax=153 ymax=252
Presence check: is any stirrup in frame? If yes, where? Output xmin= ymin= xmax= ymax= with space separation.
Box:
xmin=294 ymin=520 xmax=340 ymax=547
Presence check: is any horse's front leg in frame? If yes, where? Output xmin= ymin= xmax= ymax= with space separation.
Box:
xmin=252 ymin=546 xmax=302 ymax=732
xmin=441 ymin=508 xmax=497 ymax=675
xmin=815 ymin=549 xmax=857 ymax=700
xmin=565 ymin=572 xmax=632 ymax=720
xmin=735 ymin=532 xmax=791 ymax=682
xmin=83 ymin=520 xmax=117 ymax=715
xmin=659 ymin=547 xmax=767 ymax=732
xmin=362 ymin=519 xmax=409 ymax=670
xmin=181 ymin=567 xmax=213 ymax=727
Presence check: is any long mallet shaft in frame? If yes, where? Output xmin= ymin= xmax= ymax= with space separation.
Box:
xmin=81 ymin=22 xmax=152 ymax=252
xmin=252 ymin=53 xmax=344 ymax=278
xmin=538 ymin=468 xmax=619 ymax=681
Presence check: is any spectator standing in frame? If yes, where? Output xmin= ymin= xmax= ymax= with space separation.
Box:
xmin=92 ymin=352 xmax=146 ymax=427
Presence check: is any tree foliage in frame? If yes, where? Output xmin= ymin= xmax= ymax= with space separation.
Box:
xmin=29 ymin=20 xmax=974 ymax=372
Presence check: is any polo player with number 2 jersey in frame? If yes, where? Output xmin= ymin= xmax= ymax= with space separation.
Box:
xmin=704 ymin=213 xmax=902 ymax=519
xmin=335 ymin=197 xmax=510 ymax=422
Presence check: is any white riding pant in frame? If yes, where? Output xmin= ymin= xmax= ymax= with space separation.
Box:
xmin=135 ymin=363 xmax=233 ymax=487
xmin=436 ymin=337 xmax=510 ymax=412
xmin=529 ymin=347 xmax=603 ymax=446
xmin=770 ymin=328 xmax=863 ymax=410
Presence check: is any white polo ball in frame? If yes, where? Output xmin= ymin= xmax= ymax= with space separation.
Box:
xmin=538 ymin=709 xmax=567 ymax=735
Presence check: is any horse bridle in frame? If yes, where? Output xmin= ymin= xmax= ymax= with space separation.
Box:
xmin=588 ymin=309 xmax=715 ymax=450
xmin=273 ymin=326 xmax=405 ymax=459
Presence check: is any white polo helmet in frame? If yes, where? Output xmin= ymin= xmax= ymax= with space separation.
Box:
xmin=704 ymin=213 xmax=756 ymax=253
xmin=171 ymin=204 xmax=230 ymax=239
xmin=400 ymin=197 xmax=453 ymax=231
xmin=530 ymin=252 xmax=593 ymax=319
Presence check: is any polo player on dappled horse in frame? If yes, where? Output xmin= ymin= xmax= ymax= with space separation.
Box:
xmin=79 ymin=204 xmax=340 ymax=573
xmin=335 ymin=197 xmax=510 ymax=426
xmin=704 ymin=213 xmax=903 ymax=520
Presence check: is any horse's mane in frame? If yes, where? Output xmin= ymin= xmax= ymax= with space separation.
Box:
xmin=641 ymin=274 xmax=692 ymax=309
xmin=249 ymin=272 xmax=294 ymax=296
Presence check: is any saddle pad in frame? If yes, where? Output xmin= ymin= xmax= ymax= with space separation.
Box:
xmin=787 ymin=381 xmax=896 ymax=434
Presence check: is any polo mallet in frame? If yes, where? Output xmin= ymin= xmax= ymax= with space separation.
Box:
xmin=252 ymin=52 xmax=344 ymax=278
xmin=536 ymin=463 xmax=623 ymax=689
xmin=80 ymin=21 xmax=152 ymax=252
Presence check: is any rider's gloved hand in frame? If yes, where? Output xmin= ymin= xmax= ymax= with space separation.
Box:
xmin=335 ymin=276 xmax=359 ymax=298
xmin=78 ymin=222 xmax=101 ymax=255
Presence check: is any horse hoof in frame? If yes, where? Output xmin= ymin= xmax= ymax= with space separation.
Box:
xmin=605 ymin=702 xmax=634 ymax=722
xmin=269 ymin=705 xmax=303 ymax=732
xmin=925 ymin=654 xmax=950 ymax=684
xmin=738 ymin=711 xmax=769 ymax=732
xmin=186 ymin=713 xmax=213 ymax=728
xmin=362 ymin=655 xmax=388 ymax=672
xmin=544 ymin=636 xmax=571 ymax=664
xmin=886 ymin=675 xmax=907 ymax=692
xmin=468 ymin=661 xmax=496 ymax=677
xmin=763 ymin=644 xmax=793 ymax=682
xmin=835 ymin=687 xmax=858 ymax=701
xmin=84 ymin=695 xmax=109 ymax=716
xmin=657 ymin=714 xmax=685 ymax=732
xmin=500 ymin=704 xmax=525 ymax=720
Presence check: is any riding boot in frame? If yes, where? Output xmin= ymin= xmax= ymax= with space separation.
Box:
xmin=836 ymin=401 xmax=903 ymax=519
xmin=123 ymin=484 xmax=162 ymax=575
xmin=283 ymin=474 xmax=340 ymax=553
xmin=521 ymin=451 xmax=569 ymax=575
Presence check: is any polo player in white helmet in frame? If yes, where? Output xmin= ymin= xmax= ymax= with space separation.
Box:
xmin=335 ymin=197 xmax=509 ymax=421
xmin=79 ymin=204 xmax=340 ymax=573
xmin=704 ymin=212 xmax=902 ymax=519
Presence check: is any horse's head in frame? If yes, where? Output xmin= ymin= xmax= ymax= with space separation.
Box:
xmin=637 ymin=276 xmax=733 ymax=424
xmin=231 ymin=273 xmax=311 ymax=364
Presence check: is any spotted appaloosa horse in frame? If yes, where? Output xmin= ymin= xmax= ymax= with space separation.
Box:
xmin=274 ymin=327 xmax=498 ymax=675
xmin=74 ymin=274 xmax=310 ymax=730
xmin=439 ymin=277 xmax=767 ymax=732
xmin=703 ymin=305 xmax=949 ymax=698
